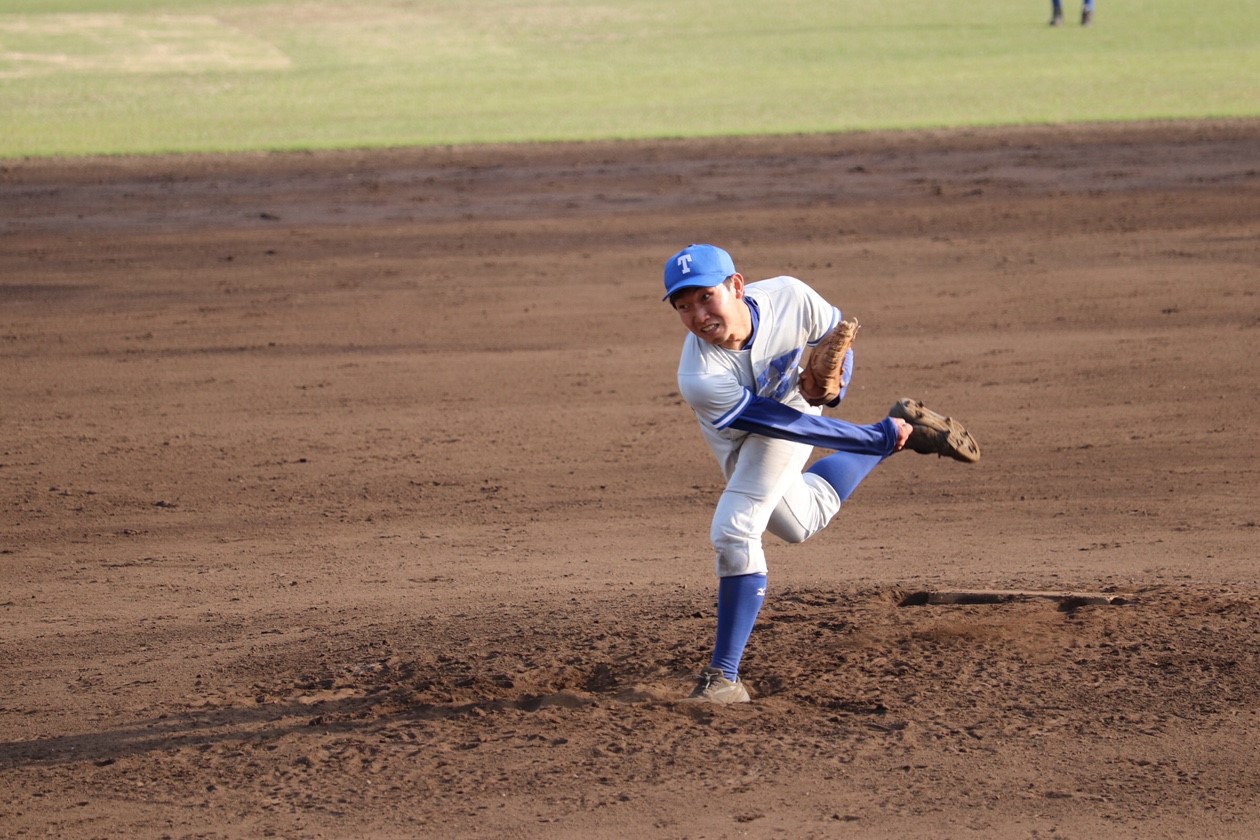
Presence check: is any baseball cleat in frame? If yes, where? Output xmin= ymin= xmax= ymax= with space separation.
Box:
xmin=889 ymin=398 xmax=981 ymax=463
xmin=684 ymin=667 xmax=751 ymax=704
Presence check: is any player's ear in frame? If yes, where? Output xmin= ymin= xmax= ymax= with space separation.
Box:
xmin=727 ymin=273 xmax=745 ymax=297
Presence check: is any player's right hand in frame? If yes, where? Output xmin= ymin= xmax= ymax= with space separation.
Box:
xmin=891 ymin=417 xmax=913 ymax=451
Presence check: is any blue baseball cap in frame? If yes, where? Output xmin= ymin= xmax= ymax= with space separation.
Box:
xmin=662 ymin=244 xmax=737 ymax=301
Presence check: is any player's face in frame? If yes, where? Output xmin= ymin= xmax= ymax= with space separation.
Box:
xmin=670 ymin=275 xmax=750 ymax=350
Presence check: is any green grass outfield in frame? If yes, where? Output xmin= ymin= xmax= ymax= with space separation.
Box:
xmin=1 ymin=0 xmax=1257 ymax=158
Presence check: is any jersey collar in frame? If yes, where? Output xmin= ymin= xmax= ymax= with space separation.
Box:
xmin=742 ymin=298 xmax=760 ymax=349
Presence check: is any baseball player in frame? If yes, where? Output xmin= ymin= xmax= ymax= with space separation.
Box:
xmin=1050 ymin=0 xmax=1094 ymax=25
xmin=663 ymin=244 xmax=980 ymax=704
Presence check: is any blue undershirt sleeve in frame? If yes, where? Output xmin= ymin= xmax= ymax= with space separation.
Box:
xmin=727 ymin=393 xmax=899 ymax=457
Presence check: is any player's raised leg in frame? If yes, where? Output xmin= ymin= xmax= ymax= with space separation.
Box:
xmin=889 ymin=398 xmax=981 ymax=463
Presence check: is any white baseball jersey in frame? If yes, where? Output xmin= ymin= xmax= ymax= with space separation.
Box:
xmin=677 ymin=276 xmax=838 ymax=479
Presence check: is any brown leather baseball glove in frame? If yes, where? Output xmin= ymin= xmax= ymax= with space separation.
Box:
xmin=799 ymin=318 xmax=859 ymax=406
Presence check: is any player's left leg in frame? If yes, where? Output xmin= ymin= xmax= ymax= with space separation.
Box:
xmin=692 ymin=436 xmax=812 ymax=701
xmin=708 ymin=572 xmax=766 ymax=683
xmin=686 ymin=571 xmax=764 ymax=703
xmin=711 ymin=435 xmax=814 ymax=576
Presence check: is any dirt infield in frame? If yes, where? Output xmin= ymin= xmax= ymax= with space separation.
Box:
xmin=3 ymin=120 xmax=1259 ymax=839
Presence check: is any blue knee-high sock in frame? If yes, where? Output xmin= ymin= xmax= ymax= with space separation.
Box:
xmin=710 ymin=573 xmax=767 ymax=681
xmin=806 ymin=451 xmax=884 ymax=502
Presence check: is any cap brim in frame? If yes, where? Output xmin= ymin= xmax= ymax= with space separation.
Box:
xmin=662 ymin=275 xmax=726 ymax=301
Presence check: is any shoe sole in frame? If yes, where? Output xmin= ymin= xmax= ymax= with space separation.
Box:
xmin=683 ymin=683 xmax=752 ymax=704
xmin=683 ymin=671 xmax=753 ymax=704
xmin=682 ymin=689 xmax=751 ymax=705
xmin=890 ymin=398 xmax=981 ymax=463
